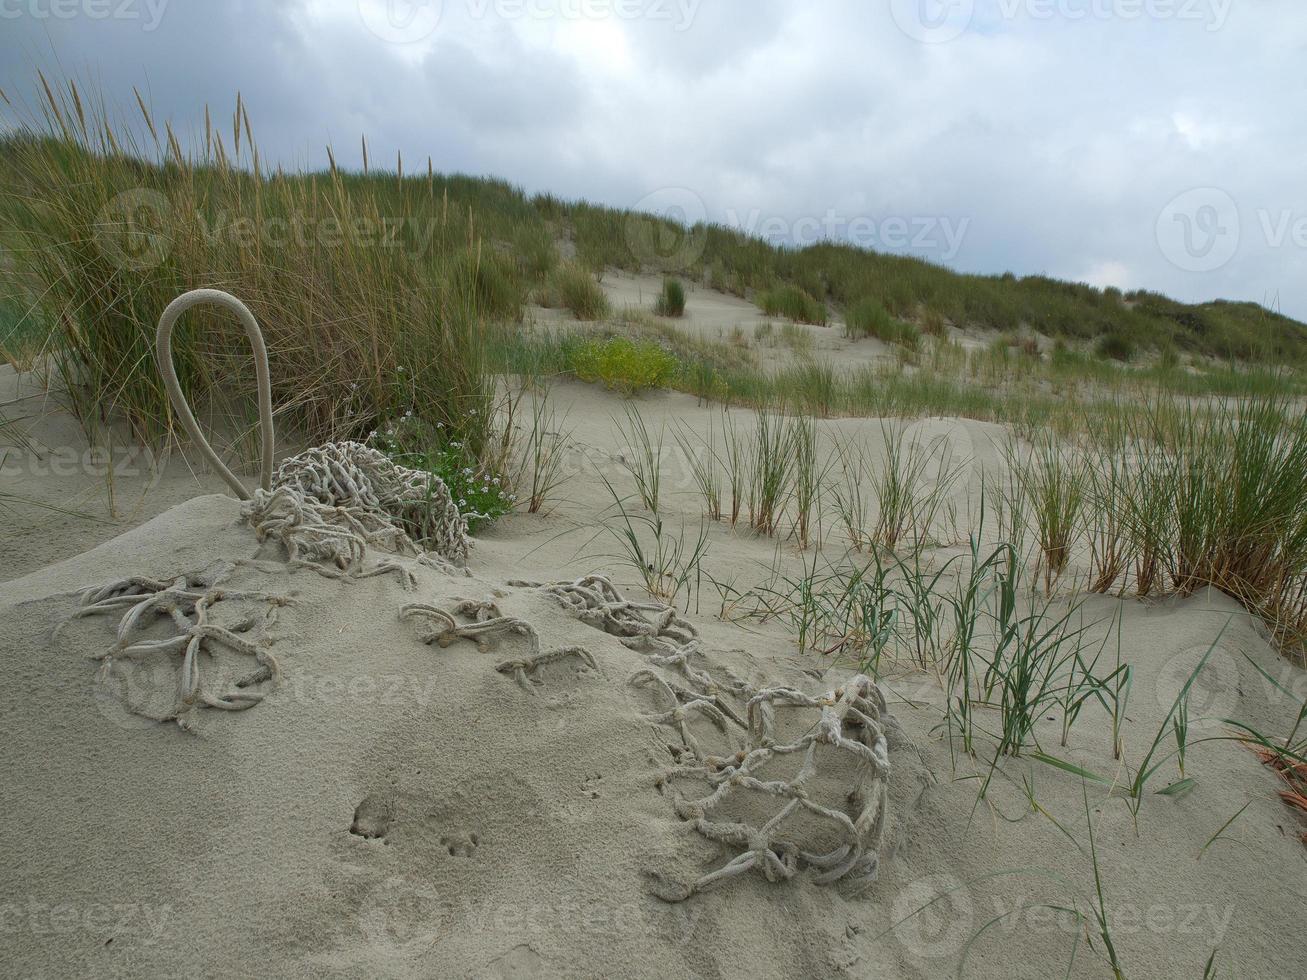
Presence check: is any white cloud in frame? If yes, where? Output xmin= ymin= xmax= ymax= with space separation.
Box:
xmin=1082 ymin=260 xmax=1133 ymax=291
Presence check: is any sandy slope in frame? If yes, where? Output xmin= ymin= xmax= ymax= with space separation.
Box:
xmin=3 ymin=300 xmax=1306 ymax=978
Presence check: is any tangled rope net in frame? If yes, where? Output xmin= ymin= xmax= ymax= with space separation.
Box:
xmin=516 ymin=574 xmax=893 ymax=899
xmin=66 ymin=562 xmax=290 ymax=730
xmin=156 ymin=289 xmax=471 ymax=580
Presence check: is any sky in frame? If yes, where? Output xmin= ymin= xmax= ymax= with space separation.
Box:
xmin=2 ymin=0 xmax=1305 ymax=319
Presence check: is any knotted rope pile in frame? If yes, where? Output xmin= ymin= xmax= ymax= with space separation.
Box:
xmin=271 ymin=441 xmax=470 ymax=565
xmin=67 ymin=563 xmax=290 ymax=731
xmin=156 ymin=289 xmax=471 ymax=581
xmin=518 ymin=574 xmax=894 ymax=899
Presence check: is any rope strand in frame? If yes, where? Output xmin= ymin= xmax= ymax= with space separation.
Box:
xmin=156 ymin=288 xmax=275 ymax=499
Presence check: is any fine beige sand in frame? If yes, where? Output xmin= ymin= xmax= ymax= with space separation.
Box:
xmin=2 ymin=287 xmax=1305 ymax=979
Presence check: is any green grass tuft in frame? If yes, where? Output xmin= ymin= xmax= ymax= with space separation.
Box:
xmin=539 ymin=262 xmax=611 ymax=320
xmin=844 ymin=297 xmax=919 ymax=348
xmin=1096 ymin=331 xmax=1136 ymax=362
xmin=653 ymin=277 xmax=686 ymax=318
xmin=758 ymin=284 xmax=828 ymax=326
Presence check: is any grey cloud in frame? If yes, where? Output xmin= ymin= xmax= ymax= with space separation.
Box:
xmin=0 ymin=0 xmax=1304 ymax=317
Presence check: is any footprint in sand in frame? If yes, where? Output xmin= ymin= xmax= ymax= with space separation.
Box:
xmin=349 ymin=793 xmax=395 ymax=840
xmin=440 ymin=830 xmax=480 ymax=857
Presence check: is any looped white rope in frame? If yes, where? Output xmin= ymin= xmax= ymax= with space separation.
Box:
xmin=156 ymin=288 xmax=275 ymax=500
xmin=156 ymin=288 xmax=471 ymax=567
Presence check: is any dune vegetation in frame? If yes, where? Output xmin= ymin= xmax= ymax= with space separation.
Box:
xmin=4 ymin=78 xmax=1307 ymax=661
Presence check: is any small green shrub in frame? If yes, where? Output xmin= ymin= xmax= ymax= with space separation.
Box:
xmin=845 ymin=298 xmax=919 ymax=349
xmin=758 ymin=284 xmax=827 ymax=325
xmin=540 ymin=262 xmax=611 ymax=320
xmin=921 ymin=307 xmax=947 ymax=337
xmin=572 ymin=336 xmax=678 ymax=395
xmin=1096 ymin=331 xmax=1136 ymax=362
xmin=370 ymin=415 xmax=514 ymax=532
xmin=654 ymin=277 xmax=686 ymax=317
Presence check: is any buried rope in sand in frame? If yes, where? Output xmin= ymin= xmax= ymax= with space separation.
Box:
xmin=399 ymin=602 xmax=598 ymax=693
xmin=515 ymin=574 xmax=894 ymax=899
xmin=156 ymin=289 xmax=471 ymax=583
xmin=653 ymin=676 xmax=893 ymax=899
xmin=68 ymin=563 xmax=291 ymax=730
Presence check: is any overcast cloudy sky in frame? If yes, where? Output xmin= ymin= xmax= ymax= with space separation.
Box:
xmin=3 ymin=0 xmax=1305 ymax=318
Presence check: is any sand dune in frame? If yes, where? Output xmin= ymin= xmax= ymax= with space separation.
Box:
xmin=3 ymin=288 xmax=1305 ymax=979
